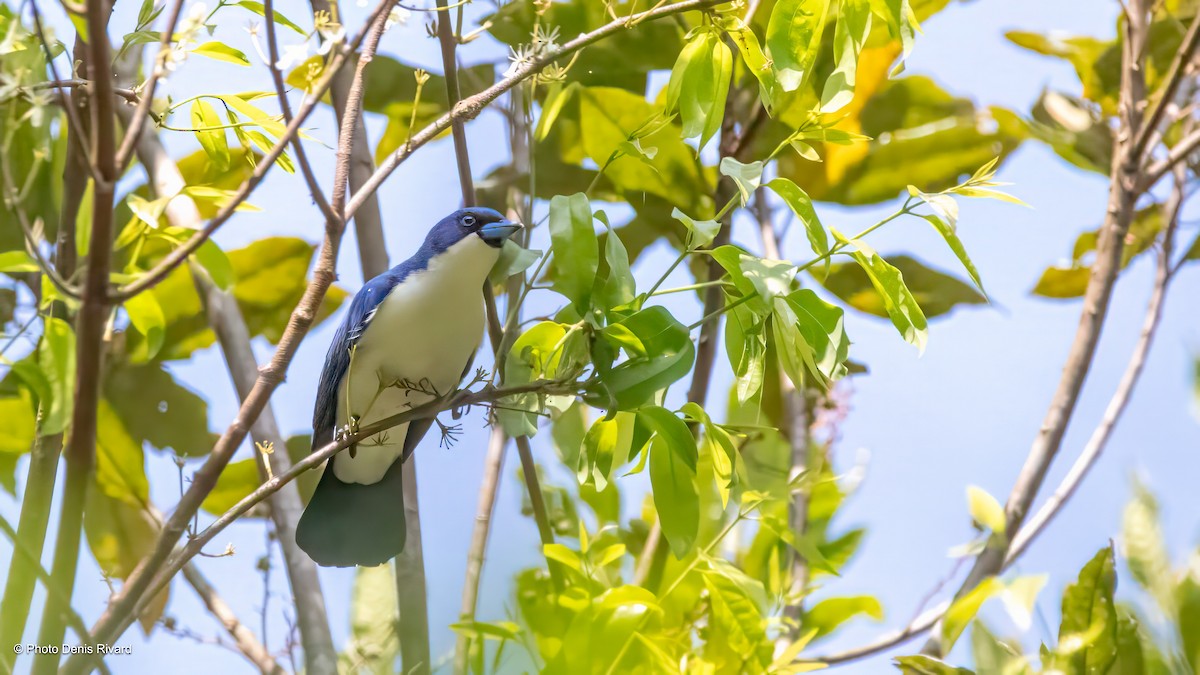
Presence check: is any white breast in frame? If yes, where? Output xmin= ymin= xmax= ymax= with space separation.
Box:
xmin=333 ymin=235 xmax=499 ymax=484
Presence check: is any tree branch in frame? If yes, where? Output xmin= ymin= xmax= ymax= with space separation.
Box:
xmin=113 ymin=0 xmax=186 ymax=171
xmin=1129 ymin=8 xmax=1200 ymax=162
xmin=181 ymin=564 xmax=282 ymax=675
xmin=919 ymin=2 xmax=1151 ymax=655
xmin=34 ymin=0 xmax=118 ymax=667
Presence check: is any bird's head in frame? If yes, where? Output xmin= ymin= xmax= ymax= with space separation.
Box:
xmin=423 ymin=207 xmax=522 ymax=252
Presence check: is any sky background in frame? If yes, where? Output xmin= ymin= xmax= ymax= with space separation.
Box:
xmin=2 ymin=0 xmax=1199 ymax=672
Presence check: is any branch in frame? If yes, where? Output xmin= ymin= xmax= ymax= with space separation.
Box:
xmin=1004 ymin=167 xmax=1183 ymax=566
xmin=113 ymin=0 xmax=186 ymax=171
xmin=124 ymin=106 xmax=338 ymax=675
xmin=1129 ymin=8 xmax=1200 ymax=162
xmin=35 ymin=0 xmax=119 ymax=666
xmin=260 ymin=0 xmax=340 ymax=227
xmin=1140 ymin=125 xmax=1200 ymax=189
xmin=342 ymin=0 xmax=725 ymax=223
xmin=919 ymin=3 xmax=1151 ymax=655
xmin=181 ymin=564 xmax=282 ymax=675
xmin=64 ymin=5 xmax=400 ymax=667
xmin=115 ymin=378 xmax=584 ymax=625
xmin=804 ymin=178 xmax=1183 ymax=665
xmin=308 ymin=0 xmax=389 ymax=277
xmin=108 ymin=0 xmax=396 ymax=303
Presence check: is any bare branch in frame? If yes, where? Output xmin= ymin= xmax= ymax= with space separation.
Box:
xmin=182 ymin=564 xmax=283 ymax=675
xmin=1129 ymin=9 xmax=1200 ymax=162
xmin=261 ymin=0 xmax=340 ymax=227
xmin=113 ymin=0 xmax=186 ymax=171
xmin=1140 ymin=125 xmax=1200 ymax=189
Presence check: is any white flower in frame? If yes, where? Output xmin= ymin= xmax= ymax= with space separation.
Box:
xmin=275 ymin=42 xmax=310 ymax=70
xmin=315 ymin=22 xmax=345 ymax=56
xmin=504 ymin=44 xmax=535 ymax=78
xmin=385 ymin=6 xmax=411 ymax=30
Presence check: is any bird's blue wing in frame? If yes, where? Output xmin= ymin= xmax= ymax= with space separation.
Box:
xmin=311 ymin=273 xmax=397 ymax=451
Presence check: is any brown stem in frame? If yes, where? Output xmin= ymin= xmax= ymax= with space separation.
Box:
xmin=34 ymin=0 xmax=119 ymax=667
xmin=113 ymin=0 xmax=185 ymax=172
xmin=309 ymin=0 xmax=390 ymax=278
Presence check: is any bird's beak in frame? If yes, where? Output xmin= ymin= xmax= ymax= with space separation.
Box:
xmin=478 ymin=220 xmax=523 ymax=247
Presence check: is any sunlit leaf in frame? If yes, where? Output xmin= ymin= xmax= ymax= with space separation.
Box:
xmin=767 ymin=0 xmax=831 ymax=91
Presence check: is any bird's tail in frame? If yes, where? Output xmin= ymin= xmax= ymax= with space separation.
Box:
xmin=295 ymin=457 xmax=406 ymax=567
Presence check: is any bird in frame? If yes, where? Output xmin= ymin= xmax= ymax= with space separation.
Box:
xmin=295 ymin=207 xmax=521 ymax=567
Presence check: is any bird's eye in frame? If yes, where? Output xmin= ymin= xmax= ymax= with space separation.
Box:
xmin=462 ymin=215 xmax=477 ymax=227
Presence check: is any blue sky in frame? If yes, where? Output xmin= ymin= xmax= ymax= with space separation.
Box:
xmin=3 ymin=0 xmax=1198 ymax=672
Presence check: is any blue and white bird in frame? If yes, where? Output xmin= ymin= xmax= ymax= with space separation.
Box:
xmin=296 ymin=207 xmax=521 ymax=567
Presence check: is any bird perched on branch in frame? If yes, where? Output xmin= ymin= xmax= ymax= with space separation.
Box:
xmin=296 ymin=207 xmax=521 ymax=567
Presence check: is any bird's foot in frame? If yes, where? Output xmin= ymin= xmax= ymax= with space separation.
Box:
xmin=435 ymin=418 xmax=462 ymax=448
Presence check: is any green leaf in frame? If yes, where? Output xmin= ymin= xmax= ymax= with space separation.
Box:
xmin=595 ymin=214 xmax=635 ymax=312
xmin=229 ymin=237 xmax=348 ymax=344
xmin=767 ymin=0 xmax=831 ymax=91
xmin=839 ymin=240 xmax=929 ymax=352
xmin=101 ymin=364 xmax=214 ymax=459
xmin=489 ymin=240 xmax=541 ymax=286
xmin=920 ymin=214 xmax=986 ymax=297
xmin=235 ymin=0 xmax=307 ymax=34
xmin=720 ymin=157 xmax=764 ymax=204
xmin=94 ymin=399 xmax=150 ymax=505
xmin=190 ymin=99 xmax=230 ymax=173
xmin=1178 ymin=573 xmax=1200 ymax=672
xmin=804 ymin=595 xmax=884 ymax=639
xmin=767 ymin=178 xmax=829 ymax=269
xmin=0 ymin=251 xmax=39 ymax=273
xmin=343 ymin=565 xmax=399 ymax=674
xmin=710 ymin=245 xmax=797 ymax=309
xmin=588 ymin=307 xmax=694 ymax=411
xmin=499 ymin=322 xmax=580 ymax=437
xmin=940 ymin=576 xmax=1004 ymax=652
xmin=35 ymin=316 xmax=75 ymax=436
xmin=894 ymin=655 xmax=975 ymax=674
xmin=648 ymin=434 xmax=699 ymax=559
xmin=124 ymin=290 xmax=166 ymax=362
xmin=194 ymin=238 xmax=234 ymax=290
xmin=201 ymin=458 xmax=261 ymax=516
xmin=548 ymin=193 xmax=598 ymax=313
xmin=192 ymin=41 xmax=251 ymax=66
xmin=703 ymin=569 xmax=768 ymax=657
xmin=821 ymin=0 xmax=871 ymax=113
xmin=1057 ymin=547 xmax=1118 ymax=674
xmin=665 ymin=29 xmax=732 ymax=147
xmin=1122 ymin=484 xmax=1173 ymax=613
xmin=970 ymin=623 xmax=1024 ymax=675
xmin=579 ymin=415 xmax=633 ymax=490
xmin=0 ymin=391 xmax=36 ymax=454
xmin=726 ymin=18 xmax=780 ymax=112
xmin=449 ymin=620 xmax=522 ymax=642
xmin=966 ymin=485 xmax=1006 ymax=534
xmin=672 ymin=208 xmax=720 ymax=250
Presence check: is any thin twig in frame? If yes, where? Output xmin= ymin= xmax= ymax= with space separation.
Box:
xmin=1129 ymin=9 xmax=1200 ymax=162
xmin=261 ymin=0 xmax=340 ymax=226
xmin=182 ymin=564 xmax=283 ymax=675
xmin=114 ymin=0 xmax=186 ymax=171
